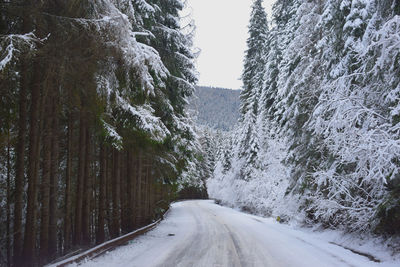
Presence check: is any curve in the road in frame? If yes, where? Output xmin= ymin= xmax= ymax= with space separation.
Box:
xmin=75 ymin=200 xmax=391 ymax=267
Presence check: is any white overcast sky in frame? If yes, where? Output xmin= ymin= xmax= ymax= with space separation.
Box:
xmin=185 ymin=0 xmax=275 ymax=90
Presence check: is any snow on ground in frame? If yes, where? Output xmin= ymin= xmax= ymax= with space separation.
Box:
xmin=74 ymin=200 xmax=399 ymax=267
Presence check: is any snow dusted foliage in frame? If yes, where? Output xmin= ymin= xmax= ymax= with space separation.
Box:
xmin=176 ymin=123 xmax=216 ymax=197
xmin=209 ymin=0 xmax=400 ymax=234
xmin=207 ymin=130 xmax=236 ymax=202
xmin=240 ymin=0 xmax=269 ymax=116
xmin=0 ymin=33 xmax=42 ymax=71
xmin=83 ymin=0 xmax=175 ymax=146
xmin=209 ymin=126 xmax=294 ymax=218
xmin=1 ymin=0 xmax=201 ymax=264
xmin=82 ymin=0 xmax=200 ymax=185
xmin=237 ymin=0 xmax=269 ymax=182
xmin=307 ymin=0 xmax=400 ymax=232
xmin=47 ymin=0 xmax=199 ymax=182
xmin=209 ymin=0 xmax=296 ymax=220
xmin=93 ymin=0 xmax=170 ymax=91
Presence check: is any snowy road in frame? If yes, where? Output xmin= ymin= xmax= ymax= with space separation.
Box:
xmin=75 ymin=200 xmax=395 ymax=267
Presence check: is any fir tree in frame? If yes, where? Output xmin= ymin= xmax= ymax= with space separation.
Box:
xmin=238 ymin=0 xmax=269 ymax=181
xmin=209 ymin=0 xmax=400 ymax=235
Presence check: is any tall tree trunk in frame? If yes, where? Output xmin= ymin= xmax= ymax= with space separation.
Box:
xmin=148 ymin=159 xmax=154 ymax=221
xmin=49 ymin=91 xmax=59 ymax=260
xmin=13 ymin=51 xmax=28 ymax=267
xmin=39 ymin=92 xmax=54 ymax=264
xmin=64 ymin=113 xmax=73 ymax=253
xmin=82 ymin=126 xmax=92 ymax=246
xmin=142 ymin=155 xmax=148 ymax=224
xmin=106 ymin=151 xmax=112 ymax=238
xmin=96 ymin=143 xmax=106 ymax=244
xmin=127 ymin=150 xmax=134 ymax=232
xmin=111 ymin=149 xmax=120 ymax=238
xmin=132 ymin=151 xmax=138 ymax=229
xmin=22 ymin=59 xmax=43 ymax=267
xmin=136 ymin=150 xmax=142 ymax=227
xmin=74 ymin=113 xmax=86 ymax=246
xmin=120 ymin=151 xmax=128 ymax=234
xmin=6 ymin=126 xmax=11 ymax=267
xmin=145 ymin=157 xmax=151 ymax=223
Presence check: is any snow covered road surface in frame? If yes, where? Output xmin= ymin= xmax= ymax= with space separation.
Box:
xmin=75 ymin=200 xmax=398 ymax=267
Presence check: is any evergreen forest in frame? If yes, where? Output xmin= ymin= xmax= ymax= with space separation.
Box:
xmin=189 ymin=86 xmax=240 ymax=131
xmin=2 ymin=0 xmax=400 ymax=266
xmin=209 ymin=0 xmax=400 ymax=241
xmin=0 ymin=1 xmax=205 ymax=266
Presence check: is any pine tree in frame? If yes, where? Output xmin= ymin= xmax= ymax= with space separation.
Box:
xmin=209 ymin=0 xmax=400 ymax=235
xmin=240 ymin=0 xmax=269 ymax=117
xmin=238 ymin=0 xmax=269 ymax=181
xmin=0 ymin=0 xmax=202 ymax=265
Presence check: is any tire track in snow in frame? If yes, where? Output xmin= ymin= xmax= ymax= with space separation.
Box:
xmin=76 ymin=200 xmax=391 ymax=267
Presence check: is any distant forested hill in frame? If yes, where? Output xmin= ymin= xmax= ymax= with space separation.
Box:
xmin=190 ymin=86 xmax=241 ymax=130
